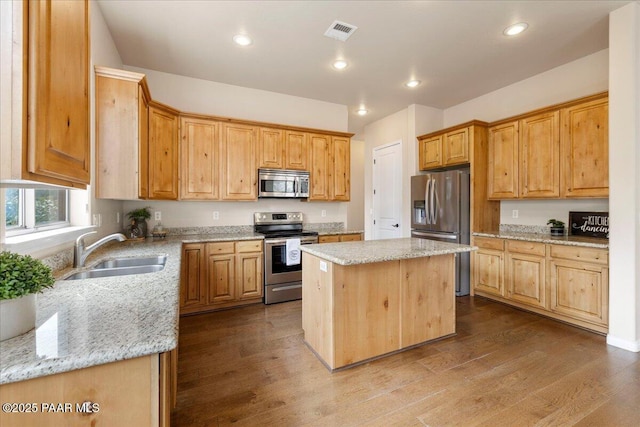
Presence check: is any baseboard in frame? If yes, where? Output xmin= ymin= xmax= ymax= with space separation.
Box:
xmin=606 ymin=334 xmax=640 ymax=352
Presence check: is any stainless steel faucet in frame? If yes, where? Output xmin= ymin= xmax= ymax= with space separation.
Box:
xmin=74 ymin=231 xmax=127 ymax=268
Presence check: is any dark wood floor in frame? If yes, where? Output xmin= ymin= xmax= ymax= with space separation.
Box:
xmin=172 ymin=297 xmax=640 ymax=426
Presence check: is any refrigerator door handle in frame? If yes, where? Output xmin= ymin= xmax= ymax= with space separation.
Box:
xmin=430 ymin=177 xmax=436 ymax=225
xmin=425 ymin=177 xmax=431 ymax=224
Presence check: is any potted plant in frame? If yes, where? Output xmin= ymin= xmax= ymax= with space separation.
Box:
xmin=547 ymin=219 xmax=566 ymax=236
xmin=126 ymin=206 xmax=151 ymax=239
xmin=0 ymin=251 xmax=55 ymax=341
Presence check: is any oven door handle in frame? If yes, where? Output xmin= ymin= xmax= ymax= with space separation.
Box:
xmin=265 ymin=238 xmax=318 ymax=245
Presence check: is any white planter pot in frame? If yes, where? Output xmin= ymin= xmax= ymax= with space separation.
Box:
xmin=0 ymin=293 xmax=36 ymax=341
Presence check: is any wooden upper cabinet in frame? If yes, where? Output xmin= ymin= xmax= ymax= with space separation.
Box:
xmin=258 ymin=127 xmax=284 ymax=169
xmin=149 ymin=104 xmax=179 ymax=200
xmin=95 ymin=67 xmax=150 ymax=200
xmin=443 ymin=127 xmax=469 ymax=166
xmin=308 ymin=134 xmax=331 ymax=200
xmin=221 ymin=123 xmax=257 ymax=200
xmin=26 ymin=0 xmax=90 ymax=187
xmin=487 ymin=121 xmax=519 ymax=199
xmin=560 ymin=97 xmax=609 ymax=197
xmin=180 ymin=116 xmax=220 ymax=200
xmin=519 ymin=111 xmax=560 ymax=198
xmin=284 ymin=131 xmax=308 ymax=170
xmin=331 ymin=136 xmax=350 ymax=201
xmin=418 ymin=135 xmax=442 ymax=170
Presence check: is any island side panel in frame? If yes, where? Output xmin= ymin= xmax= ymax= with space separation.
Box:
xmin=301 ymin=252 xmax=335 ymax=368
xmin=333 ymin=260 xmax=401 ymax=368
xmin=400 ymin=254 xmax=456 ymax=347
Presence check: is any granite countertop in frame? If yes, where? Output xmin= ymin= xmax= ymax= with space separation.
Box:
xmin=300 ymin=237 xmax=476 ymax=266
xmin=473 ymin=231 xmax=609 ymax=249
xmin=0 ymin=232 xmax=265 ymax=386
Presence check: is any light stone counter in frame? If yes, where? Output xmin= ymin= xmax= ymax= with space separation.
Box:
xmin=300 ymin=237 xmax=476 ymax=266
xmin=473 ymin=231 xmax=608 ymax=249
xmin=0 ymin=233 xmax=264 ymax=385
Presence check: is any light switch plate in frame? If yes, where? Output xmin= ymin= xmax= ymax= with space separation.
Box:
xmin=320 ymin=261 xmax=327 ymax=272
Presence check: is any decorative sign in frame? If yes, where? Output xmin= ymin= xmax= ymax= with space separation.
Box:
xmin=569 ymin=212 xmax=609 ymax=239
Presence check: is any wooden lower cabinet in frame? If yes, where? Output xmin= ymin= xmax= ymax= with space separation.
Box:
xmin=472 ymin=237 xmax=505 ymax=297
xmin=472 ymin=237 xmax=609 ymax=333
xmin=505 ymin=240 xmax=547 ymax=309
xmin=0 ymin=351 xmax=176 ymax=427
xmin=318 ymin=233 xmax=362 ymax=243
xmin=180 ymin=240 xmax=263 ymax=315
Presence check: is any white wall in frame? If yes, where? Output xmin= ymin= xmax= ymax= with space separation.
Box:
xmin=90 ymin=1 xmax=126 ymax=239
xmin=347 ymin=139 xmax=365 ymax=230
xmin=125 ymin=66 xmax=348 ymax=132
xmin=443 ymin=49 xmax=610 ymax=228
xmin=363 ymin=105 xmax=443 ymax=240
xmin=608 ymin=1 xmax=640 ymax=352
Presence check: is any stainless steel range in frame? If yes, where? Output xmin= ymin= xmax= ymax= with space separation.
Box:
xmin=254 ymin=212 xmax=318 ymax=304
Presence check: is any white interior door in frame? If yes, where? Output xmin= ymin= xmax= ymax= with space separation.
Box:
xmin=373 ymin=141 xmax=402 ymax=240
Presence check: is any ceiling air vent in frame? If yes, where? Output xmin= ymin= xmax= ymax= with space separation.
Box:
xmin=324 ymin=20 xmax=358 ymax=42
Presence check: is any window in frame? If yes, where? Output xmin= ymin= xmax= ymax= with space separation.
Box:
xmin=4 ymin=188 xmax=69 ymax=236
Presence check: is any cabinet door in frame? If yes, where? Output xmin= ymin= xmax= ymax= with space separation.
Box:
xmin=149 ymin=105 xmax=179 ymax=200
xmin=138 ymin=86 xmax=150 ymax=199
xmin=284 ymin=131 xmax=308 ymax=170
xmin=549 ymin=258 xmax=608 ymax=326
xmin=180 ymin=117 xmax=220 ymax=200
xmin=27 ymin=0 xmax=90 ymax=185
xmin=443 ymin=127 xmax=469 ymax=166
xmin=332 ymin=136 xmax=350 ymax=201
xmin=487 ymin=121 xmax=519 ymax=199
xmin=258 ymin=127 xmax=284 ymax=169
xmin=418 ymin=136 xmax=442 ymax=170
xmin=207 ymin=254 xmax=236 ymax=304
xmin=473 ymin=249 xmax=504 ymax=297
xmin=308 ymin=134 xmax=331 ymax=200
xmin=519 ymin=111 xmax=560 ymax=198
xmin=236 ymin=253 xmax=263 ymax=300
xmin=180 ymin=244 xmax=206 ymax=310
xmin=561 ymin=98 xmax=609 ymax=197
xmin=506 ymin=252 xmax=546 ymax=309
xmin=221 ymin=123 xmax=257 ymax=200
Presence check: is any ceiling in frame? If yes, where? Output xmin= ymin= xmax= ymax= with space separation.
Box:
xmin=96 ymin=0 xmax=629 ymax=135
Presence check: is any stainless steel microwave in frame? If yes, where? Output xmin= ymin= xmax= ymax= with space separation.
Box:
xmin=258 ymin=168 xmax=309 ymax=198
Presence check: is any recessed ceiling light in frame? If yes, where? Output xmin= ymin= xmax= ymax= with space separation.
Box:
xmin=405 ymin=80 xmax=421 ymax=88
xmin=503 ymin=22 xmax=528 ymax=36
xmin=332 ymin=59 xmax=348 ymax=70
xmin=233 ymin=34 xmax=253 ymax=46
xmin=357 ymin=108 xmax=368 ymax=116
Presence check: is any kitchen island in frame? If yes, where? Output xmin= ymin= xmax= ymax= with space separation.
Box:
xmin=300 ymin=237 xmax=476 ymax=370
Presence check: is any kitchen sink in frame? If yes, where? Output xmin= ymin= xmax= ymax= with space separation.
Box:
xmin=64 ymin=264 xmax=165 ymax=280
xmin=92 ymin=255 xmax=167 ymax=269
xmin=64 ymin=255 xmax=167 ymax=280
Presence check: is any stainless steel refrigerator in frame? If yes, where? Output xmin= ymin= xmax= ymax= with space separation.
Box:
xmin=411 ymin=168 xmax=470 ymax=296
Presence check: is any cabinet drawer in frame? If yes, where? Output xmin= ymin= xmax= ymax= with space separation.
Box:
xmin=473 ymin=237 xmax=504 ymax=251
xmin=340 ymin=233 xmax=362 ymax=242
xmin=507 ymin=240 xmax=546 ymax=256
xmin=206 ymin=241 xmax=235 ymax=255
xmin=319 ymin=235 xmax=341 ymax=243
xmin=236 ymin=240 xmax=263 ymax=253
xmin=549 ymin=245 xmax=608 ymax=264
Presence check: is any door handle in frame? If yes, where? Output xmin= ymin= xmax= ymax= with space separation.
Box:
xmin=392 ymin=224 xmax=399 ymax=228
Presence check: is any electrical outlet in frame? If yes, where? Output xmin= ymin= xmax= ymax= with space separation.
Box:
xmin=92 ymin=213 xmax=102 ymax=227
xmin=512 ymin=210 xmax=519 ymax=219
xmin=116 ymin=212 xmax=120 ymax=224
xmin=321 ymin=210 xmax=326 ymax=217
xmin=213 ymin=211 xmax=219 ymax=220
xmin=155 ymin=211 xmax=162 ymax=221
xmin=320 ymin=261 xmax=328 ymax=272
